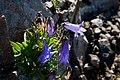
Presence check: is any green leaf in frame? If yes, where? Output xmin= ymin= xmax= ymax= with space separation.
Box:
xmin=22 ymin=42 xmax=28 ymax=47
xmin=49 ymin=37 xmax=57 ymax=46
xmin=10 ymin=41 xmax=21 ymax=52
xmin=51 ymin=0 xmax=59 ymax=7
xmin=12 ymin=47 xmax=18 ymax=54
xmin=16 ymin=42 xmax=24 ymax=49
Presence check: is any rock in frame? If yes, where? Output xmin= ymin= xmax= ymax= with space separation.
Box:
xmin=84 ymin=27 xmax=93 ymax=42
xmin=59 ymin=10 xmax=69 ymax=22
xmin=18 ymin=75 xmax=28 ymax=80
xmin=111 ymin=29 xmax=120 ymax=36
xmin=93 ymin=45 xmax=99 ymax=54
xmin=100 ymin=34 xmax=107 ymax=39
xmin=105 ymin=33 xmax=111 ymax=39
xmin=114 ymin=55 xmax=120 ymax=63
xmin=115 ymin=22 xmax=119 ymax=27
xmin=84 ymin=21 xmax=90 ymax=28
xmin=70 ymin=65 xmax=81 ymax=80
xmin=110 ymin=39 xmax=116 ymax=51
xmin=98 ymin=39 xmax=113 ymax=61
xmin=0 ymin=15 xmax=15 ymax=80
xmin=73 ymin=33 xmax=88 ymax=62
xmin=53 ymin=14 xmax=60 ymax=24
xmin=88 ymin=54 xmax=100 ymax=68
xmin=105 ymin=72 xmax=111 ymax=78
xmin=100 ymin=27 xmax=106 ymax=33
xmin=79 ymin=74 xmax=87 ymax=80
xmin=0 ymin=0 xmax=119 ymax=40
xmin=84 ymin=63 xmax=93 ymax=70
xmin=91 ymin=18 xmax=103 ymax=27
xmin=116 ymin=78 xmax=120 ymax=80
xmin=106 ymin=26 xmax=112 ymax=32
xmin=105 ymin=72 xmax=116 ymax=80
xmin=110 ymin=24 xmax=120 ymax=35
xmin=117 ymin=11 xmax=120 ymax=17
xmin=115 ymin=18 xmax=120 ymax=23
xmin=0 ymin=15 xmax=14 ymax=71
xmin=94 ymin=28 xmax=101 ymax=34
xmin=44 ymin=1 xmax=53 ymax=8
xmin=80 ymin=0 xmax=119 ymax=20
xmin=0 ymin=0 xmax=52 ymax=39
xmin=116 ymin=38 xmax=120 ymax=52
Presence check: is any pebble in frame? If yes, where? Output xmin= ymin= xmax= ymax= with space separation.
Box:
xmin=91 ymin=18 xmax=103 ymax=27
xmin=94 ymin=28 xmax=101 ymax=34
xmin=89 ymin=54 xmax=100 ymax=68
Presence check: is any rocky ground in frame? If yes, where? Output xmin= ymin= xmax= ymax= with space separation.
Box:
xmin=1 ymin=0 xmax=120 ymax=80
xmin=79 ymin=6 xmax=120 ymax=80
xmin=50 ymin=1 xmax=120 ymax=80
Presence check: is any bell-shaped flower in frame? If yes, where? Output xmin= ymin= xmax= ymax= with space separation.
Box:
xmin=38 ymin=40 xmax=53 ymax=64
xmin=63 ymin=22 xmax=83 ymax=37
xmin=59 ymin=39 xmax=69 ymax=65
xmin=47 ymin=17 xmax=54 ymax=37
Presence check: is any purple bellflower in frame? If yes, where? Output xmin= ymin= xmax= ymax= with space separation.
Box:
xmin=59 ymin=39 xmax=69 ymax=65
xmin=63 ymin=22 xmax=83 ymax=37
xmin=47 ymin=17 xmax=54 ymax=37
xmin=38 ymin=40 xmax=53 ymax=64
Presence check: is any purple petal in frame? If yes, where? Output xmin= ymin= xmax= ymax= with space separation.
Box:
xmin=63 ymin=22 xmax=83 ymax=34
xmin=47 ymin=17 xmax=54 ymax=37
xmin=59 ymin=39 xmax=69 ymax=65
xmin=38 ymin=40 xmax=53 ymax=64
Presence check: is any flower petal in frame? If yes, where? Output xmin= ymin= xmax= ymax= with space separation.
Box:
xmin=38 ymin=40 xmax=53 ymax=64
xmin=63 ymin=22 xmax=83 ymax=34
xmin=59 ymin=39 xmax=69 ymax=65
xmin=47 ymin=17 xmax=54 ymax=37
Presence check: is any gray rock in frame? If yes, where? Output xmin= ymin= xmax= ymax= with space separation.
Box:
xmin=116 ymin=78 xmax=120 ymax=80
xmin=117 ymin=11 xmax=120 ymax=17
xmin=89 ymin=54 xmax=100 ymax=68
xmin=73 ymin=33 xmax=88 ymax=62
xmin=79 ymin=74 xmax=87 ymax=80
xmin=98 ymin=39 xmax=114 ymax=62
xmin=0 ymin=15 xmax=14 ymax=68
xmin=94 ymin=28 xmax=101 ymax=33
xmin=84 ymin=28 xmax=93 ymax=42
xmin=80 ymin=0 xmax=119 ymax=17
xmin=18 ymin=75 xmax=28 ymax=80
xmin=114 ymin=54 xmax=120 ymax=63
xmin=0 ymin=0 xmax=52 ymax=39
xmin=100 ymin=34 xmax=107 ymax=39
xmin=91 ymin=19 xmax=103 ymax=27
xmin=100 ymin=27 xmax=106 ymax=32
xmin=105 ymin=33 xmax=111 ymax=39
xmin=0 ymin=15 xmax=14 ymax=79
xmin=0 ymin=0 xmax=119 ymax=40
xmin=84 ymin=63 xmax=93 ymax=70
xmin=106 ymin=26 xmax=112 ymax=32
xmin=110 ymin=24 xmax=120 ymax=35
